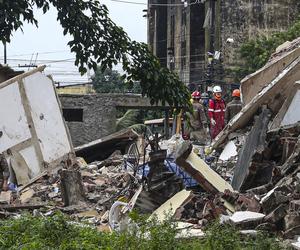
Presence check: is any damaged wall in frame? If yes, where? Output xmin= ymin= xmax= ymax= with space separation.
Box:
xmin=59 ymin=94 xmax=117 ymax=147
xmin=221 ymin=0 xmax=300 ymax=70
xmin=0 ymin=66 xmax=74 ymax=184
xmin=59 ymin=94 xmax=167 ymax=147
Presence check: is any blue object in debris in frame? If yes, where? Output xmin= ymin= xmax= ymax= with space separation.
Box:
xmin=8 ymin=183 xmax=17 ymax=192
xmin=139 ymin=158 xmax=198 ymax=188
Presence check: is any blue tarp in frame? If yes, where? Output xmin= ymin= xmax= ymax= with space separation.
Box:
xmin=139 ymin=158 xmax=198 ymax=188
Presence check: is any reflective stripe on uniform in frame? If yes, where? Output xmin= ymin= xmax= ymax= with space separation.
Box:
xmin=210 ymin=109 xmax=226 ymax=113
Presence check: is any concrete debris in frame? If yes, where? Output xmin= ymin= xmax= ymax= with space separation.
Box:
xmin=175 ymin=222 xmax=205 ymax=239
xmin=150 ymin=190 xmax=192 ymax=222
xmin=219 ymin=140 xmax=238 ymax=161
xmin=292 ymin=237 xmax=300 ymax=250
xmin=229 ymin=211 xmax=265 ymax=225
xmin=231 ymin=106 xmax=271 ymax=191
xmin=0 ymin=66 xmax=75 ymax=186
xmin=3 ymin=40 xmax=300 ymax=246
xmin=0 ymin=191 xmax=11 ymax=204
xmin=175 ymin=141 xmax=233 ymax=194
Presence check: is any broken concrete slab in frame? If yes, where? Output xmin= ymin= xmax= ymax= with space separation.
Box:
xmin=0 ymin=191 xmax=11 ymax=204
xmin=20 ymin=188 xmax=35 ymax=204
xmin=291 ymin=236 xmax=300 ymax=250
xmin=75 ymin=128 xmax=139 ymax=163
xmin=0 ymin=66 xmax=75 ymax=185
xmin=264 ymin=204 xmax=288 ymax=224
xmin=219 ymin=140 xmax=238 ymax=161
xmin=150 ymin=189 xmax=192 ymax=222
xmin=175 ymin=141 xmax=233 ymax=194
xmin=241 ymin=37 xmax=300 ymax=105
xmin=175 ymin=222 xmax=205 ymax=239
xmin=231 ymin=107 xmax=271 ymax=191
xmin=212 ymin=55 xmax=300 ymax=149
xmin=230 ymin=211 xmax=265 ymax=226
xmin=270 ymin=82 xmax=300 ymax=130
xmin=261 ymin=189 xmax=290 ymax=214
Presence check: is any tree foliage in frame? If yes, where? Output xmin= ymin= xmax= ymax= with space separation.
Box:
xmin=0 ymin=0 xmax=191 ymax=109
xmin=238 ymin=17 xmax=300 ymax=78
xmin=92 ymin=67 xmax=141 ymax=94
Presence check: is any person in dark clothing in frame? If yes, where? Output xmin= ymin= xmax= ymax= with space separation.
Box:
xmin=186 ymin=91 xmax=210 ymax=144
xmin=225 ymin=89 xmax=242 ymax=125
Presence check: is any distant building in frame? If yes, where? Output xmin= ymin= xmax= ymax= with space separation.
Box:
xmin=147 ymin=0 xmax=300 ymax=90
xmin=56 ymin=83 xmax=95 ymax=95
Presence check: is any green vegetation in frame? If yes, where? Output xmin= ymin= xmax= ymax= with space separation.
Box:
xmin=0 ymin=212 xmax=285 ymax=250
xmin=92 ymin=68 xmax=141 ymax=94
xmin=0 ymin=0 xmax=191 ymax=108
xmin=235 ymin=17 xmax=300 ymax=80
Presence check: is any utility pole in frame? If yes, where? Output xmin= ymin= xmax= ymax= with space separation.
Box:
xmin=4 ymin=43 xmax=7 ymax=64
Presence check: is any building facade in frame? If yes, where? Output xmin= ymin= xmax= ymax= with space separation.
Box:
xmin=148 ymin=0 xmax=300 ymax=91
xmin=59 ymin=94 xmax=168 ymax=147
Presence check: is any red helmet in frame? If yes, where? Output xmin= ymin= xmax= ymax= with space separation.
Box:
xmin=192 ymin=91 xmax=201 ymax=99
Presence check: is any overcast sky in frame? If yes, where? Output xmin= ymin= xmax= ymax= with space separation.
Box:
xmin=0 ymin=0 xmax=148 ymax=84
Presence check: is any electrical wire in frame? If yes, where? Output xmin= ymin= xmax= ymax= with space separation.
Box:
xmin=0 ymin=58 xmax=75 ymax=63
xmin=5 ymin=50 xmax=70 ymax=57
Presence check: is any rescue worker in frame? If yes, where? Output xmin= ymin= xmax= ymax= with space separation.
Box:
xmin=225 ymin=89 xmax=242 ymax=125
xmin=208 ymin=86 xmax=226 ymax=139
xmin=186 ymin=91 xmax=210 ymax=144
xmin=0 ymin=153 xmax=9 ymax=191
xmin=201 ymin=92 xmax=209 ymax=108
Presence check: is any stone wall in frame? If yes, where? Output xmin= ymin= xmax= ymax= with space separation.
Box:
xmin=59 ymin=94 xmax=165 ymax=147
xmin=220 ymin=0 xmax=300 ymax=69
xmin=59 ymin=94 xmax=117 ymax=147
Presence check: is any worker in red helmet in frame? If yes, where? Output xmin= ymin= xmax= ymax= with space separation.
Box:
xmin=186 ymin=91 xmax=210 ymax=144
xmin=208 ymin=86 xmax=226 ymax=139
xmin=225 ymin=89 xmax=242 ymax=125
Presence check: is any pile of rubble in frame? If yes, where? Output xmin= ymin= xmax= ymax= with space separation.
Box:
xmin=0 ymin=151 xmax=139 ymax=231
xmin=1 ymin=37 xmax=300 ymax=247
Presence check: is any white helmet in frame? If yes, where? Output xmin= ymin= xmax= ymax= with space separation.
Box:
xmin=213 ymin=86 xmax=222 ymax=93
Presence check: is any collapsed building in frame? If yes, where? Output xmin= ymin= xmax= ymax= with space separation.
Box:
xmin=1 ymin=38 xmax=300 ymax=248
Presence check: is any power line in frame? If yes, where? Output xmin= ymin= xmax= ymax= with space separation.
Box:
xmin=3 ymin=50 xmax=70 ymax=57
xmin=109 ymin=0 xmax=146 ymax=5
xmin=1 ymin=58 xmax=75 ymax=63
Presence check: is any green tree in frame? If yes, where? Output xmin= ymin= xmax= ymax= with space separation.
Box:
xmin=0 ymin=0 xmax=190 ymax=109
xmin=92 ymin=67 xmax=141 ymax=94
xmin=237 ymin=17 xmax=300 ymax=79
